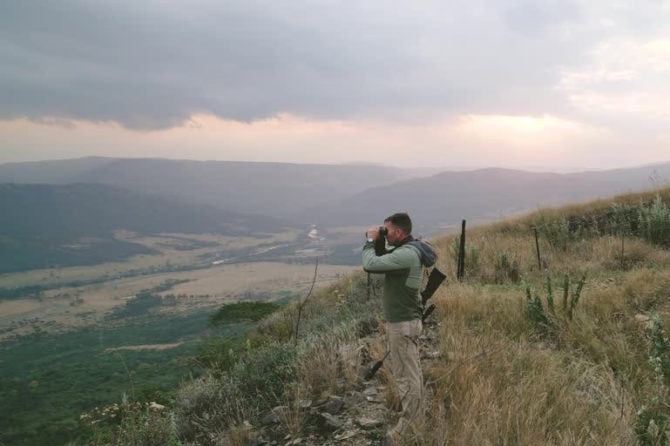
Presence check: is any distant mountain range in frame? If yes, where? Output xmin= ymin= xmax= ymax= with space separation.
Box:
xmin=3 ymin=157 xmax=669 ymax=230
xmin=0 ymin=157 xmax=432 ymax=219
xmin=305 ymin=163 xmax=670 ymax=230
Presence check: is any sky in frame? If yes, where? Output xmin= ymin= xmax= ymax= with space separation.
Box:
xmin=1 ymin=0 xmax=669 ymax=171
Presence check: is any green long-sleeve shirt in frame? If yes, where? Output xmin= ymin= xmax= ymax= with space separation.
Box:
xmin=362 ymin=241 xmax=423 ymax=322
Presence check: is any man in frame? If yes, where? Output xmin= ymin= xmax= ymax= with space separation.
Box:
xmin=362 ymin=212 xmax=437 ymax=444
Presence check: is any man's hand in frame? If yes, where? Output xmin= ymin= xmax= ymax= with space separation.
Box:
xmin=366 ymin=226 xmax=380 ymax=241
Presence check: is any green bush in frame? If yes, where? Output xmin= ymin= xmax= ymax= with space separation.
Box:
xmin=209 ymin=301 xmax=280 ymax=326
xmin=649 ymin=313 xmax=670 ymax=384
xmin=639 ymin=195 xmax=670 ymax=247
xmin=524 ymin=273 xmax=587 ymax=331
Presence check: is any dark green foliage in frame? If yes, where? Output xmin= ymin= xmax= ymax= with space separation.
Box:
xmin=0 ymin=310 xmax=227 ymax=446
xmin=610 ymin=202 xmax=639 ymax=236
xmin=524 ymin=273 xmax=587 ymax=329
xmin=176 ymin=344 xmax=296 ymax=443
xmin=0 ymin=270 xmax=192 ymax=302
xmin=639 ymin=196 xmax=670 ymax=247
xmin=538 ymin=218 xmax=574 ymax=250
xmin=649 ymin=314 xmax=670 ymax=384
xmin=109 ymin=293 xmax=164 ymax=320
xmin=635 ymin=313 xmax=670 ymax=445
xmin=0 ymin=284 xmax=50 ymax=300
xmin=568 ymin=274 xmax=587 ymax=321
xmin=561 ymin=274 xmax=569 ymax=313
xmin=230 ymin=343 xmax=296 ymax=402
xmin=545 ymin=276 xmax=555 ymax=315
xmin=525 ymin=286 xmax=549 ymax=327
xmin=0 ymin=182 xmax=284 ymax=273
xmin=209 ymin=301 xmax=280 ymax=326
xmin=109 ymin=281 xmax=190 ymax=319
xmin=635 ymin=402 xmax=669 ymax=446
xmin=0 ymin=236 xmax=154 ymax=274
xmin=532 ymin=196 xmax=670 ymax=253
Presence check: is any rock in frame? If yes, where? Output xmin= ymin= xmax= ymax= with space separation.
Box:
xmin=148 ymin=402 xmax=165 ymax=411
xmin=634 ymin=314 xmax=654 ymax=329
xmin=635 ymin=314 xmax=650 ymax=323
xmin=320 ymin=412 xmax=344 ymax=430
xmin=262 ymin=406 xmax=288 ymax=425
xmin=321 ymin=395 xmax=345 ymax=415
xmin=298 ymin=399 xmax=312 ymax=409
xmin=357 ymin=416 xmax=383 ymax=429
xmin=362 ymin=387 xmax=378 ymax=396
xmin=334 ymin=430 xmax=358 ymax=440
xmin=421 ymin=350 xmax=442 ymax=360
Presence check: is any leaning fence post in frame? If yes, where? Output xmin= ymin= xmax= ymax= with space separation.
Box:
xmin=534 ymin=226 xmax=542 ymax=271
xmin=457 ymin=219 xmax=466 ymax=281
xmin=620 ymin=232 xmax=625 ymax=270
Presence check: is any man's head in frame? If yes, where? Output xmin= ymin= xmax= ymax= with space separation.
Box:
xmin=384 ymin=212 xmax=412 ymax=245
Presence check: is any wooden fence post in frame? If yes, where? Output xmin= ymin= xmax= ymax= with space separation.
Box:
xmin=457 ymin=219 xmax=466 ymax=281
xmin=534 ymin=226 xmax=542 ymax=271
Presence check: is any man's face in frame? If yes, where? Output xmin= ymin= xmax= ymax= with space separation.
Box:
xmin=384 ymin=222 xmax=405 ymax=245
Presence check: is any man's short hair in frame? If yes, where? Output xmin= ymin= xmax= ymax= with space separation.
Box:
xmin=385 ymin=212 xmax=412 ymax=235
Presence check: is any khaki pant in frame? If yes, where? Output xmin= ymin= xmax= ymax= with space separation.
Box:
xmin=386 ymin=319 xmax=424 ymax=438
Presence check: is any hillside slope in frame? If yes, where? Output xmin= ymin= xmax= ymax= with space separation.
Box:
xmin=308 ymin=163 xmax=670 ymax=229
xmin=80 ymin=187 xmax=670 ymax=445
xmin=0 ymin=183 xmax=282 ymax=272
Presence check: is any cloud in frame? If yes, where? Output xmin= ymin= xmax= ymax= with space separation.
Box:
xmin=4 ymin=0 xmax=663 ymax=130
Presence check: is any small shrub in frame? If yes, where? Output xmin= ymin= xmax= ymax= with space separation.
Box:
xmin=649 ymin=313 xmax=670 ymax=384
xmin=176 ymin=343 xmax=296 ymax=443
xmin=209 ymin=301 xmax=280 ymax=326
xmin=494 ymin=253 xmax=520 ymax=284
xmin=639 ymin=195 xmax=670 ymax=247
xmin=635 ymin=312 xmax=670 ymax=446
xmin=81 ymin=399 xmax=179 ymax=446
xmin=539 ymin=218 xmax=573 ymax=250
xmin=450 ymin=238 xmax=480 ymax=279
xmin=610 ymin=202 xmax=639 ymax=236
xmin=635 ymin=401 xmax=669 ymax=446
xmin=524 ymin=273 xmax=587 ymax=330
xmin=525 ymin=285 xmax=549 ymax=328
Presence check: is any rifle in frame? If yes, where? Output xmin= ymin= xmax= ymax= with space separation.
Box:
xmin=364 ymin=350 xmax=390 ymax=380
xmin=421 ymin=268 xmax=446 ymax=306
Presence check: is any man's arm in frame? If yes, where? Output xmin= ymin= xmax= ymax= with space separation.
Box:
xmin=362 ymin=242 xmax=415 ymax=273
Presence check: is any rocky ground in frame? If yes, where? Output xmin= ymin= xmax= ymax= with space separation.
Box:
xmin=250 ymin=320 xmax=443 ymax=446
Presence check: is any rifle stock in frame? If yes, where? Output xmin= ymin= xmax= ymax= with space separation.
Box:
xmin=421 ymin=268 xmax=447 ymax=305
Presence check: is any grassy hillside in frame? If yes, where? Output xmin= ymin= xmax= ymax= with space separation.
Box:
xmin=75 ymin=188 xmax=670 ymax=445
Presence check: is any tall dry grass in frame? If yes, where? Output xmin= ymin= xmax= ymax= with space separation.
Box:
xmin=126 ymin=187 xmax=670 ymax=445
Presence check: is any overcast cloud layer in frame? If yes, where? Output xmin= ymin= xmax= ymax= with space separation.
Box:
xmin=1 ymin=1 xmax=669 ymax=168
